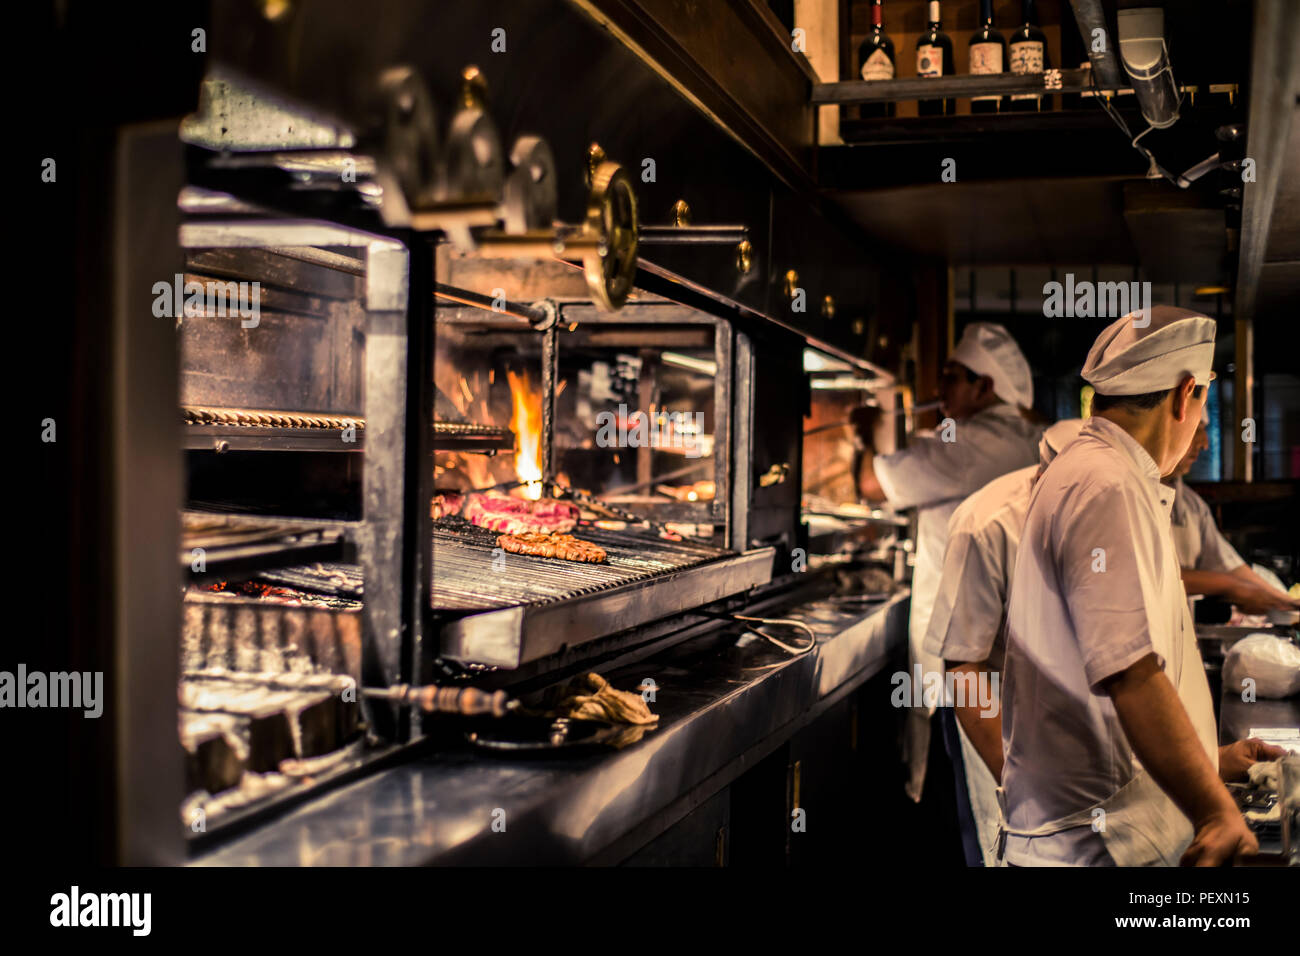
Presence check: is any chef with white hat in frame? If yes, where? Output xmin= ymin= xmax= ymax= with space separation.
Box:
xmin=855 ymin=321 xmax=1042 ymax=802
xmin=923 ymin=417 xmax=1085 ymax=867
xmin=1165 ymin=407 xmax=1299 ymax=614
xmin=997 ymin=305 xmax=1283 ymax=867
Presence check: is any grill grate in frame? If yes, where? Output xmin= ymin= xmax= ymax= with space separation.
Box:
xmin=429 ymin=519 xmax=728 ymax=612
xmin=254 ymin=521 xmax=731 ymax=613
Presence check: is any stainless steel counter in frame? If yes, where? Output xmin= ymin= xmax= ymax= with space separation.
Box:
xmin=192 ymin=589 xmax=909 ymax=866
xmin=1198 ymin=624 xmax=1300 ymax=745
xmin=1219 ymin=691 xmax=1300 ymax=747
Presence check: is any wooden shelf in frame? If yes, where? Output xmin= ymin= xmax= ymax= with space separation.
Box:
xmin=814 ymin=67 xmax=1092 ymax=104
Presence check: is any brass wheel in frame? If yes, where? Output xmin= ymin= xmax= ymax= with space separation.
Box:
xmin=583 ymin=161 xmax=639 ymax=311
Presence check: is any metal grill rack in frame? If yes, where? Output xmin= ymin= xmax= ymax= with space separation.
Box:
xmin=430 ymin=518 xmax=773 ymax=668
xmin=182 ymin=404 xmax=514 ymax=454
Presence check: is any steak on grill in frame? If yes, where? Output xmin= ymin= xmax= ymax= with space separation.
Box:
xmin=463 ymin=492 xmax=578 ymax=534
xmin=430 ymin=491 xmax=464 ymax=521
xmin=496 ymin=532 xmax=607 ymax=563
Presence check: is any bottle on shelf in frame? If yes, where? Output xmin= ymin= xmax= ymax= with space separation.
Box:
xmin=857 ymin=0 xmax=896 ymax=119
xmin=916 ymin=1 xmax=956 ymax=116
xmin=968 ymin=0 xmax=1006 ymax=114
xmin=1009 ymin=0 xmax=1051 ymax=111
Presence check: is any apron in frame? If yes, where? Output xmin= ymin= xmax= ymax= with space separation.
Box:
xmin=994 ymin=602 xmax=1209 ymax=867
xmin=994 ymin=768 xmax=1192 ymax=866
xmin=1171 ymin=517 xmax=1201 ymax=620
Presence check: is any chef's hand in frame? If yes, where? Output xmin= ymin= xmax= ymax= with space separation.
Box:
xmin=849 ymin=405 xmax=880 ymax=450
xmin=1225 ymin=580 xmax=1300 ymax=614
xmin=1181 ymin=810 xmax=1259 ymax=866
xmin=1218 ymin=737 xmax=1289 ymax=782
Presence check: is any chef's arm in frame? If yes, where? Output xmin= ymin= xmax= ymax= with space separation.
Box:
xmin=1102 ymin=653 xmax=1256 ymax=865
xmin=856 ymin=451 xmax=888 ymax=502
xmin=1180 ymin=567 xmax=1299 ymax=612
xmin=850 ymin=406 xmax=889 ymax=503
xmin=1230 ymin=564 xmax=1299 ymax=602
xmin=946 ymin=660 xmax=1003 ymax=782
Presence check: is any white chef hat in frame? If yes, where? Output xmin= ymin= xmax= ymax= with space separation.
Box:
xmin=1082 ymin=306 xmax=1216 ymax=396
xmin=1039 ymin=417 xmax=1085 ymax=467
xmin=950 ymin=321 xmax=1033 ymax=408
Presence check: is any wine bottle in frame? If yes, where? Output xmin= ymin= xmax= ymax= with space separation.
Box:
xmin=857 ymin=0 xmax=896 ymax=119
xmin=916 ymin=1 xmax=955 ymax=116
xmin=968 ymin=0 xmax=1006 ymax=114
xmin=1008 ymin=0 xmax=1050 ymax=111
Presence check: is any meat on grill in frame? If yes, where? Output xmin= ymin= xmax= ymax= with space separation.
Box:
xmin=496 ymin=532 xmax=607 ymax=563
xmin=462 ymin=492 xmax=578 ymax=534
xmin=430 ymin=491 xmax=464 ymax=521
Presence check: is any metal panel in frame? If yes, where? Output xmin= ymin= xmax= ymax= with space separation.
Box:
xmin=358 ymin=241 xmax=408 ymax=713
xmin=728 ymin=331 xmax=755 ymax=553
xmin=114 ymin=122 xmax=186 ymax=865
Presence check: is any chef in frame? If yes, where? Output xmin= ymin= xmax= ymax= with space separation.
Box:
xmin=998 ymin=306 xmax=1284 ymax=867
xmin=855 ymin=322 xmax=1042 ymax=801
xmin=923 ymin=416 xmax=1085 ymax=866
xmin=1166 ymin=411 xmax=1299 ymax=614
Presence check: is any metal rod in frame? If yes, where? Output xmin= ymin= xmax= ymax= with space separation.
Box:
xmin=472 ymin=230 xmax=601 ymax=258
xmin=1175 ymin=152 xmax=1222 ymax=189
xmin=541 ymin=321 xmax=559 ymax=485
xmin=638 ymin=225 xmax=748 ymax=245
xmin=434 ymin=282 xmax=547 ymax=324
xmin=604 ymin=461 xmax=712 ymax=496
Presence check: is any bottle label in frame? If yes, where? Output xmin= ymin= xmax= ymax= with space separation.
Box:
xmin=969 ymin=43 xmax=1003 ymax=75
xmin=861 ymin=48 xmax=895 ymax=82
xmin=1009 ymin=40 xmax=1043 ymax=75
xmin=970 ymin=42 xmax=1002 ymax=102
xmin=1010 ymin=39 xmax=1043 ymax=100
xmin=917 ymin=44 xmax=944 ymax=78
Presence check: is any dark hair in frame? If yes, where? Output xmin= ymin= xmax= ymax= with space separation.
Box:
xmin=941 ymin=362 xmax=983 ymax=385
xmin=1091 ymin=384 xmax=1205 ymax=413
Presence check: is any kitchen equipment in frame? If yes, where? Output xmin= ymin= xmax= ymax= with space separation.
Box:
xmin=1282 ymin=755 xmax=1300 ymax=865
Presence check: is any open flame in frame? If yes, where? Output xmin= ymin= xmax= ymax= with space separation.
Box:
xmin=507 ymin=369 xmax=544 ymax=500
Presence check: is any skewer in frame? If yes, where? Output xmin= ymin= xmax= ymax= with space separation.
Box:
xmin=362 ymin=684 xmax=516 ymax=718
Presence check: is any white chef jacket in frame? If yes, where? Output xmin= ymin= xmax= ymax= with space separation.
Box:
xmin=1001 ymin=417 xmax=1218 ymax=866
xmin=923 ymin=464 xmax=1036 ymax=866
xmin=924 ymin=464 xmax=1038 ymax=673
xmin=1169 ymin=477 xmax=1244 ymax=573
xmin=875 ymin=404 xmax=1043 ymax=696
xmin=875 ymin=404 xmax=1042 ymax=799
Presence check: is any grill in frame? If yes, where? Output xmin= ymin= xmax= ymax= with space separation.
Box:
xmin=431 ymin=520 xmax=732 ymax=609
xmin=240 ymin=520 xmax=773 ymax=669
xmin=433 ymin=519 xmax=773 ymax=667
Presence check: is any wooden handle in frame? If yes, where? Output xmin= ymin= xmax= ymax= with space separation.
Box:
xmin=411 ymin=685 xmax=510 ymax=717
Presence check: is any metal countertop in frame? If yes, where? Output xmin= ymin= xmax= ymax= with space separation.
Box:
xmin=192 ymin=589 xmax=909 ymax=866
